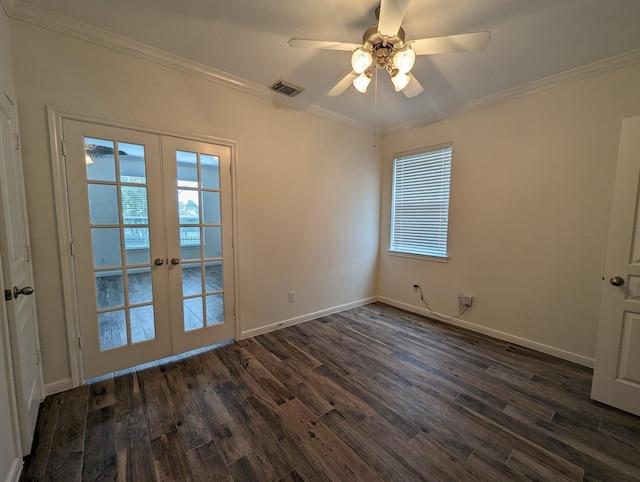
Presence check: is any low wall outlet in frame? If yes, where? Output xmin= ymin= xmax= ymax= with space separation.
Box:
xmin=457 ymin=293 xmax=473 ymax=307
xmin=288 ymin=291 xmax=295 ymax=303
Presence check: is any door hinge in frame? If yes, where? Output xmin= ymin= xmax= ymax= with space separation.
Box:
xmin=25 ymin=245 xmax=31 ymax=262
xmin=61 ymin=141 xmax=67 ymax=156
xmin=229 ymin=163 xmax=233 ymax=176
xmin=13 ymin=133 xmax=21 ymax=150
xmin=70 ymin=242 xmax=76 ymax=256
xmin=36 ymin=350 xmax=41 ymax=365
xmin=78 ymin=337 xmax=82 ymax=350
xmin=4 ymin=290 xmax=12 ymax=301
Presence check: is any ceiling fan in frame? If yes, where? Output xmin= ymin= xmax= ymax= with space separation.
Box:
xmin=288 ymin=0 xmax=491 ymax=98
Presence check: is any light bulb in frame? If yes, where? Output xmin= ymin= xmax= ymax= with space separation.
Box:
xmin=394 ymin=48 xmax=415 ymax=74
xmin=391 ymin=71 xmax=411 ymax=91
xmin=351 ymin=48 xmax=373 ymax=74
xmin=353 ymin=72 xmax=372 ymax=93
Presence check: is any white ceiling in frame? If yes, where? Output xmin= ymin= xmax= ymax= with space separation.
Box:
xmin=12 ymin=0 xmax=640 ymax=131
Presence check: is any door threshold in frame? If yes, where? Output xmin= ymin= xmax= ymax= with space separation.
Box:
xmin=84 ymin=339 xmax=235 ymax=384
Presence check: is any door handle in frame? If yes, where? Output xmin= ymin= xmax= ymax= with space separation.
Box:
xmin=14 ymin=286 xmax=34 ymax=298
xmin=154 ymin=258 xmax=165 ymax=266
xmin=170 ymin=257 xmax=181 ymax=265
xmin=609 ymin=276 xmax=625 ymax=286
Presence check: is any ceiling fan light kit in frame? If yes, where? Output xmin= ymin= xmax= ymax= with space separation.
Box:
xmin=288 ymin=0 xmax=491 ymax=98
xmin=351 ymin=48 xmax=373 ymax=74
xmin=353 ymin=71 xmax=373 ymax=93
xmin=391 ymin=70 xmax=411 ymax=91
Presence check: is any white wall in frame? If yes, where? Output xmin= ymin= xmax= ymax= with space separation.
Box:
xmin=0 ymin=3 xmax=23 ymax=479
xmin=9 ymin=19 xmax=381 ymax=387
xmin=379 ymin=63 xmax=640 ymax=364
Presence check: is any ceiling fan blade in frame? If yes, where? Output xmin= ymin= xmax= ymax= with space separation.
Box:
xmin=288 ymin=38 xmax=360 ymax=51
xmin=378 ymin=0 xmax=411 ymax=37
xmin=411 ymin=32 xmax=491 ymax=55
xmin=327 ymin=72 xmax=358 ymax=96
xmin=402 ymin=74 xmax=423 ymax=98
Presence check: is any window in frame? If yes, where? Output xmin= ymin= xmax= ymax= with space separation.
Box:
xmin=390 ymin=143 xmax=452 ymax=259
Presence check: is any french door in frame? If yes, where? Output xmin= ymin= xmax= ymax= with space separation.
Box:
xmin=63 ymin=120 xmax=235 ymax=379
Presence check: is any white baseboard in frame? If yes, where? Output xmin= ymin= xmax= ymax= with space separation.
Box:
xmin=377 ymin=297 xmax=595 ymax=368
xmin=5 ymin=458 xmax=22 ymax=482
xmin=44 ymin=377 xmax=74 ymax=396
xmin=240 ymin=297 xmax=377 ymax=339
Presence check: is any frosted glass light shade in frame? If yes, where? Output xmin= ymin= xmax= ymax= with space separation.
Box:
xmin=353 ymin=72 xmax=372 ymax=93
xmin=351 ymin=48 xmax=373 ymax=74
xmin=391 ymin=71 xmax=411 ymax=91
xmin=394 ymin=48 xmax=415 ymax=74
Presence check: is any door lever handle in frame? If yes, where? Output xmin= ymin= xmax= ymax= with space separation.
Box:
xmin=14 ymin=286 xmax=34 ymax=298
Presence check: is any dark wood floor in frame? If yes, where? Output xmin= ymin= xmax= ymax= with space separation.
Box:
xmin=20 ymin=303 xmax=640 ymax=481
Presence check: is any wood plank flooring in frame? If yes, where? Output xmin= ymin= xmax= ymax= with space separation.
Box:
xmin=20 ymin=303 xmax=640 ymax=481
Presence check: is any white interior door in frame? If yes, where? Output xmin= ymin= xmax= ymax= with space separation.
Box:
xmin=591 ymin=116 xmax=640 ymax=416
xmin=0 ymin=91 xmax=43 ymax=454
xmin=63 ymin=120 xmax=235 ymax=379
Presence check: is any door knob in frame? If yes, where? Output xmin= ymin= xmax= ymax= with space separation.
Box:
xmin=610 ymin=276 xmax=625 ymax=286
xmin=170 ymin=257 xmax=181 ymax=265
xmin=154 ymin=258 xmax=165 ymax=266
xmin=14 ymin=286 xmax=34 ymax=298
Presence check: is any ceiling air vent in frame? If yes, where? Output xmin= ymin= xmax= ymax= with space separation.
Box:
xmin=270 ymin=80 xmax=304 ymax=97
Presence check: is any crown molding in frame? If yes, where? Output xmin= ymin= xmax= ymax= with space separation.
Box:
xmin=382 ymin=48 xmax=640 ymax=135
xmin=6 ymin=1 xmax=374 ymax=133
xmin=7 ymin=1 xmax=640 ymax=137
xmin=0 ymin=0 xmax=16 ymax=16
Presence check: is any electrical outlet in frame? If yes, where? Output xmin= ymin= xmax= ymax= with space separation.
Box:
xmin=288 ymin=291 xmax=295 ymax=303
xmin=458 ymin=294 xmax=473 ymax=307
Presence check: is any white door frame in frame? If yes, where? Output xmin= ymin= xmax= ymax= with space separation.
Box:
xmin=46 ymin=106 xmax=241 ymax=388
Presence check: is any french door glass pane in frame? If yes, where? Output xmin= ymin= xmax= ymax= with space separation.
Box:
xmin=119 ymin=143 xmax=147 ymax=183
xmin=128 ymin=269 xmax=153 ymax=304
xmin=201 ymin=155 xmax=220 ymax=189
xmin=96 ymin=272 xmax=124 ymax=309
xmin=180 ymin=227 xmax=200 ymax=261
xmin=91 ymin=228 xmax=122 ymax=267
xmin=205 ymin=263 xmax=223 ymax=291
xmin=177 ymin=151 xmax=198 ymax=185
xmin=182 ymin=263 xmax=203 ymax=296
xmin=121 ymin=186 xmax=149 ymax=224
xmin=124 ymin=228 xmax=150 ymax=265
xmin=202 ymin=191 xmax=221 ymax=224
xmin=130 ymin=305 xmax=155 ymax=343
xmin=88 ymin=184 xmax=119 ymax=224
xmin=184 ymin=298 xmax=204 ymax=332
xmin=98 ymin=310 xmax=127 ymax=351
xmin=178 ymin=189 xmax=200 ymax=224
xmin=206 ymin=294 xmax=224 ymax=326
xmin=203 ymin=227 xmax=222 ymax=259
xmin=85 ymin=138 xmax=116 ymax=182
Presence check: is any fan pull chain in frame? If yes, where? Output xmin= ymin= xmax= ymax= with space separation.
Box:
xmin=373 ymin=67 xmax=378 ymax=148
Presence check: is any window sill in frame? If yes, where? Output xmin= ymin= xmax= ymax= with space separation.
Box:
xmin=387 ymin=250 xmax=449 ymax=263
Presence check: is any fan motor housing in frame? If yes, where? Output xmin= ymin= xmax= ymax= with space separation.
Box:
xmin=363 ymin=25 xmax=406 ymax=68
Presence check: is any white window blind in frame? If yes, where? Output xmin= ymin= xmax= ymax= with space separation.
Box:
xmin=390 ymin=144 xmax=452 ymax=258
